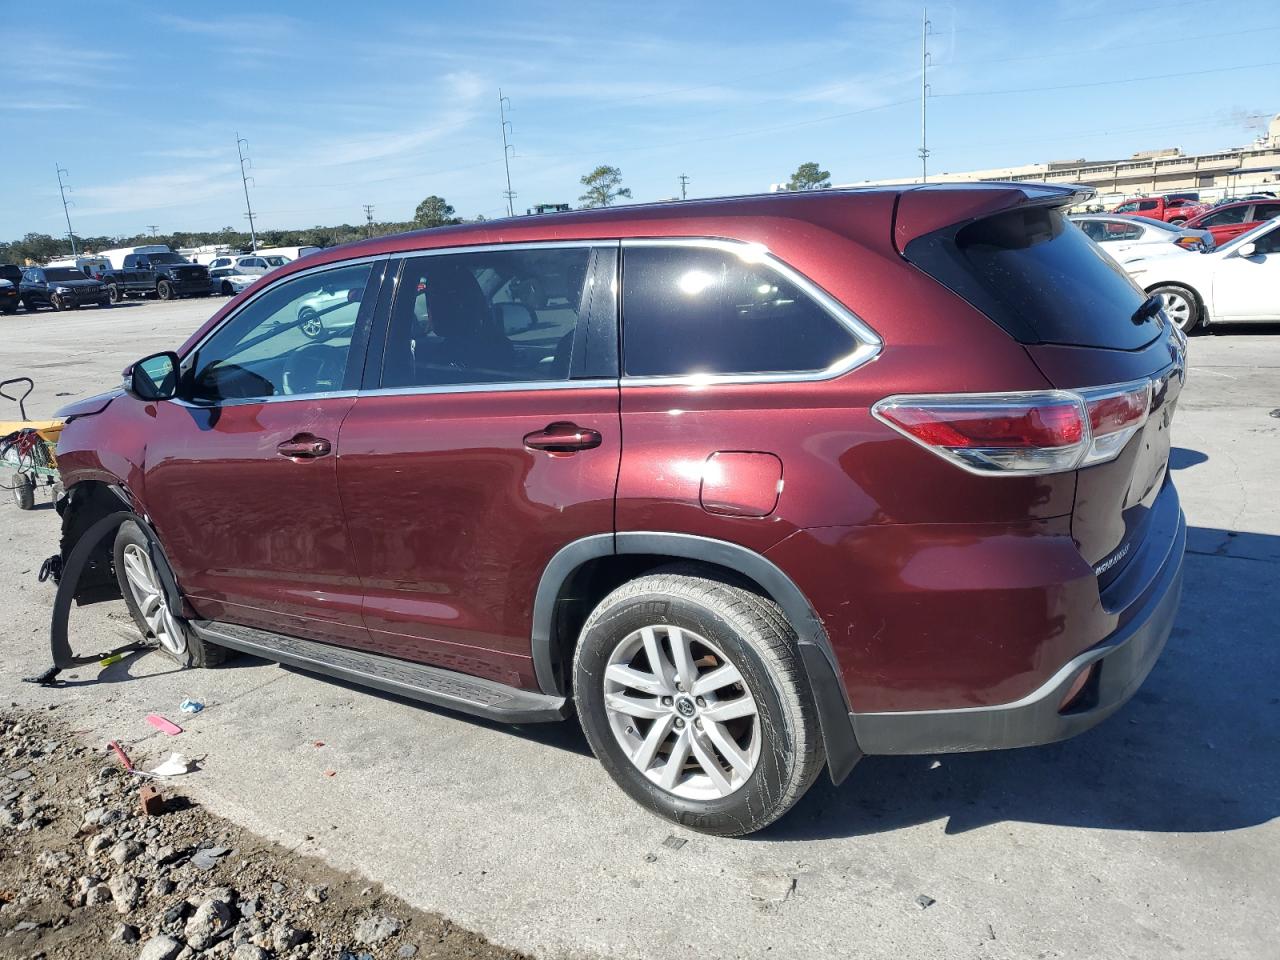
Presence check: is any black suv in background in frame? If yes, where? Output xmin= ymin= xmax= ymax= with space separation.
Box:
xmin=101 ymin=253 xmax=210 ymax=303
xmin=0 ymin=264 xmax=21 ymax=314
xmin=19 ymin=267 xmax=110 ymax=311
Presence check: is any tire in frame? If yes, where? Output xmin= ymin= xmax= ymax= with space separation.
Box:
xmin=48 ymin=295 xmax=63 ymax=312
xmin=1 ymin=306 xmax=15 ymax=315
xmin=113 ymin=520 xmax=227 ymax=668
xmin=221 ymin=281 xmax=233 ymax=296
xmin=157 ymin=280 xmax=174 ymax=301
xmin=299 ymin=307 xmax=323 ymax=339
xmin=11 ymin=475 xmax=35 ymax=510
xmin=1151 ymin=282 xmax=1203 ymax=334
xmin=573 ymin=569 xmax=824 ymax=836
xmin=24 ymin=298 xmax=39 ymax=313
xmin=107 ymin=283 xmax=122 ymax=304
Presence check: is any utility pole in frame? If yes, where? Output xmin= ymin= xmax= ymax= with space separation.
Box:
xmin=679 ymin=174 xmax=690 ymax=200
xmin=236 ymin=133 xmax=259 ymax=251
xmin=499 ymin=89 xmax=516 ymax=217
xmin=56 ymin=165 xmax=77 ymax=255
xmin=146 ymin=225 xmax=159 ymax=237
xmin=363 ymin=204 xmax=375 ymax=238
xmin=920 ymin=7 xmax=931 ymax=184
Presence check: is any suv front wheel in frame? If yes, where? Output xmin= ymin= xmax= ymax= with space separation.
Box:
xmin=574 ymin=569 xmax=824 ymax=836
xmin=113 ymin=521 xmax=226 ymax=668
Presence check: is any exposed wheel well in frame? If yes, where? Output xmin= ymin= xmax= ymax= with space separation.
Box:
xmin=57 ymin=481 xmax=128 ymax=605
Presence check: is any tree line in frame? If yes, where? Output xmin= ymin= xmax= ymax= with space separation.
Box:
xmin=1 ymin=162 xmax=831 ymax=265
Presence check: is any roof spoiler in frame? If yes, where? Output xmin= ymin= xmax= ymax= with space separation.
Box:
xmin=894 ymin=182 xmax=1095 ymax=254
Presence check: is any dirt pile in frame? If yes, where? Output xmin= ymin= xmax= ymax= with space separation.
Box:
xmin=0 ymin=707 xmax=529 ymax=960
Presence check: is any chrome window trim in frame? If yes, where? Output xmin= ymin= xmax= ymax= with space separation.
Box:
xmin=617 ymin=237 xmax=882 ymax=387
xmin=171 ymin=389 xmax=360 ymax=409
xmin=358 ymin=378 xmax=619 ymax=399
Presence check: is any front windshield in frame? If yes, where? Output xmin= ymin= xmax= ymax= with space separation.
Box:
xmin=146 ymin=253 xmax=189 ymax=264
xmin=45 ymin=268 xmax=87 ymax=281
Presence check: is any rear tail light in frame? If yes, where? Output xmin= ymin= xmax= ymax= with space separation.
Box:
xmin=873 ymin=379 xmax=1151 ymax=476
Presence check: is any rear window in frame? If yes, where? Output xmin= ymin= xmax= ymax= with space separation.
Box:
xmin=904 ymin=205 xmax=1158 ymax=351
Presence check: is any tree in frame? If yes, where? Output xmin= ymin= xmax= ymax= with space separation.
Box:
xmin=786 ymin=162 xmax=831 ymax=191
xmin=414 ymin=195 xmax=458 ymax=228
xmin=578 ymin=166 xmax=631 ymax=208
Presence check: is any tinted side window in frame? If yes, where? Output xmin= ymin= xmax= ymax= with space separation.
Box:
xmin=1205 ymin=206 xmax=1249 ymax=226
xmin=380 ymin=246 xmax=592 ymax=388
xmin=1137 ymin=200 xmax=1158 ymax=211
xmin=621 ymin=245 xmax=858 ymax=378
xmin=1252 ymin=203 xmax=1280 ymax=220
xmin=188 ymin=263 xmax=372 ymax=402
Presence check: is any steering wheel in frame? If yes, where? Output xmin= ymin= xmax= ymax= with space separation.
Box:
xmin=281 ymin=344 xmax=343 ymax=395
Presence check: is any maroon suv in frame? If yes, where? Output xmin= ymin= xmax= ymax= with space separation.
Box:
xmin=51 ymin=184 xmax=1186 ymax=835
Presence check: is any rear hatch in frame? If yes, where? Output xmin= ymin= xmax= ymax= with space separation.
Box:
xmin=899 ymin=190 xmax=1185 ymax=590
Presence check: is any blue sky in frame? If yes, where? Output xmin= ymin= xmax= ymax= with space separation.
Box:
xmin=2 ymin=0 xmax=1277 ymax=240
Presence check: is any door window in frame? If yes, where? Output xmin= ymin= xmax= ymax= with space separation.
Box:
xmin=620 ymin=244 xmax=860 ymax=378
xmin=1137 ymin=200 xmax=1158 ymax=211
xmin=1204 ymin=206 xmax=1250 ymax=227
xmin=1097 ymin=220 xmax=1142 ymax=242
xmin=380 ymin=246 xmax=593 ymax=388
xmin=1252 ymin=203 xmax=1280 ymax=221
xmin=1252 ymin=227 xmax=1280 ymax=255
xmin=187 ymin=262 xmax=373 ymax=402
xmin=1114 ymin=202 xmax=1139 ymax=213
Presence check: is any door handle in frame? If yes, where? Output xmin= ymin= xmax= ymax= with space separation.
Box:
xmin=523 ymin=422 xmax=603 ymax=453
xmin=276 ymin=434 xmax=332 ymax=459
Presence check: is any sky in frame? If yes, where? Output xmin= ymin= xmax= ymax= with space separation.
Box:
xmin=1 ymin=0 xmax=1277 ymax=241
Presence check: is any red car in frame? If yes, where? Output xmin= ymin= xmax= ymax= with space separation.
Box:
xmin=51 ymin=184 xmax=1186 ymax=835
xmin=1183 ymin=198 xmax=1280 ymax=245
xmin=1110 ymin=195 xmax=1207 ymax=224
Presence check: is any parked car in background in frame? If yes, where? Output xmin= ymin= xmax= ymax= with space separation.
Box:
xmin=99 ymin=248 xmax=211 ymax=303
xmin=209 ymin=266 xmax=258 ymax=297
xmin=1124 ymin=217 xmax=1280 ymax=332
xmin=19 ymin=266 xmax=110 ymax=311
xmin=1110 ymin=195 xmax=1207 ymax=224
xmin=208 ymin=255 xmax=274 ymax=276
xmin=1070 ymin=214 xmax=1213 ymax=263
xmin=0 ymin=264 xmax=22 ymax=314
xmin=54 ymin=183 xmax=1186 ymax=836
xmin=1182 ymin=199 xmax=1280 ymax=246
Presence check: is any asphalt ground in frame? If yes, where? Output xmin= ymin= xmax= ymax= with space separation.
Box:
xmin=3 ymin=297 xmax=1277 ymax=959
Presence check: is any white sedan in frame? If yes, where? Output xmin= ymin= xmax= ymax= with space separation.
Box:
xmin=1123 ymin=217 xmax=1280 ymax=333
xmin=1070 ymin=214 xmax=1214 ymax=264
xmin=209 ymin=267 xmax=258 ymax=297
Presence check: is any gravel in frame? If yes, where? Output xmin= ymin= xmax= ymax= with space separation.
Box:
xmin=0 ymin=707 xmax=531 ymax=960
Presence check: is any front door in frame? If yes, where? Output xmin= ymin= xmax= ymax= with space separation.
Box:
xmin=140 ymin=259 xmax=383 ymax=644
xmin=1212 ymin=226 xmax=1280 ymax=321
xmin=337 ymin=243 xmax=621 ymax=689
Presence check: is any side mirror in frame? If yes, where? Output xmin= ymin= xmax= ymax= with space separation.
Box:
xmin=1237 ymin=242 xmax=1257 ymax=258
xmin=128 ymin=351 xmax=180 ymax=401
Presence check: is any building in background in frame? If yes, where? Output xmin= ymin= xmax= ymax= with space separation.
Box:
xmin=804 ymin=113 xmax=1280 ymax=206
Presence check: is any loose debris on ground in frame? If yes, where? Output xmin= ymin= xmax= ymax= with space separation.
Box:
xmin=0 ymin=707 xmax=530 ymax=960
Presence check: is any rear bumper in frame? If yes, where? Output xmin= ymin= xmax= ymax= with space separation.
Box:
xmin=850 ymin=499 xmax=1185 ymax=755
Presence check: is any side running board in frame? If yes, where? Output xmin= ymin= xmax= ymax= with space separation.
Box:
xmin=191 ymin=620 xmax=568 ymax=724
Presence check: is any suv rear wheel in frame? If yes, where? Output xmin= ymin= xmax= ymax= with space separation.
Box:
xmin=113 ymin=521 xmax=226 ymax=668
xmin=573 ymin=570 xmax=824 ymax=836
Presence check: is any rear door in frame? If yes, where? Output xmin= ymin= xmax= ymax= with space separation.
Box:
xmin=336 ymin=243 xmax=621 ymax=690
xmin=140 ymin=259 xmax=385 ymax=643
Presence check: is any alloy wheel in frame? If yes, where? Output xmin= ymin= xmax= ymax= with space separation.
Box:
xmin=120 ymin=543 xmax=187 ymax=657
xmin=603 ymin=624 xmax=761 ymax=800
xmin=1159 ymin=291 xmax=1193 ymax=330
xmin=299 ymin=308 xmax=323 ymax=338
